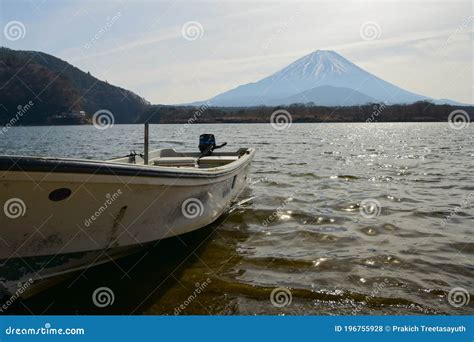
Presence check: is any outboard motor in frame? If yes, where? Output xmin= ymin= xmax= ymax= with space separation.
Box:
xmin=199 ymin=134 xmax=227 ymax=156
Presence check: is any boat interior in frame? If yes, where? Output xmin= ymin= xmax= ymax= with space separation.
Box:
xmin=109 ymin=148 xmax=251 ymax=169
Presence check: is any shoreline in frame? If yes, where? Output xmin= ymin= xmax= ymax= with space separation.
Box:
xmin=1 ymin=120 xmax=471 ymax=127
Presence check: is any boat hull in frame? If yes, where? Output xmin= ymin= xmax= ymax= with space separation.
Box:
xmin=0 ymin=149 xmax=254 ymax=299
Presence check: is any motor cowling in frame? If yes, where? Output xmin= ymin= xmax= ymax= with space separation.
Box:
xmin=199 ymin=134 xmax=216 ymax=154
xmin=199 ymin=134 xmax=227 ymax=156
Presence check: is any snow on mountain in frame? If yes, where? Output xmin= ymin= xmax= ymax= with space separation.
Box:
xmin=193 ymin=50 xmax=430 ymax=107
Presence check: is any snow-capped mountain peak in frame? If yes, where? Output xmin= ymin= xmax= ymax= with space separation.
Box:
xmin=271 ymin=50 xmax=352 ymax=80
xmin=191 ymin=50 xmax=430 ymax=107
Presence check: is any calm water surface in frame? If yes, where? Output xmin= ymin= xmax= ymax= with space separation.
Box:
xmin=2 ymin=123 xmax=473 ymax=315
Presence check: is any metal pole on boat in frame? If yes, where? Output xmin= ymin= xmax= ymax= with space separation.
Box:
xmin=144 ymin=122 xmax=149 ymax=165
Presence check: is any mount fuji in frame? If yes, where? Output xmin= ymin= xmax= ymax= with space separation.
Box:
xmin=190 ymin=50 xmax=453 ymax=107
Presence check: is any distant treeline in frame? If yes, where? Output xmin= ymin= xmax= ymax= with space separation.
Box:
xmin=138 ymin=101 xmax=473 ymax=124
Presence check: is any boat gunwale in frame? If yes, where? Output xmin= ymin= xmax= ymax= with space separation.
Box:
xmin=0 ymin=148 xmax=255 ymax=179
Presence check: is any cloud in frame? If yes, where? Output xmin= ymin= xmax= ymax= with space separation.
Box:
xmin=4 ymin=0 xmax=470 ymax=104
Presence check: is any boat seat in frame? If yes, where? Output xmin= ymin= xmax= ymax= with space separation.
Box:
xmin=153 ymin=157 xmax=196 ymax=167
xmin=198 ymin=156 xmax=239 ymax=165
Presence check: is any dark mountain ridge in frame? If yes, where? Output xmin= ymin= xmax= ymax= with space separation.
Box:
xmin=0 ymin=47 xmax=149 ymax=125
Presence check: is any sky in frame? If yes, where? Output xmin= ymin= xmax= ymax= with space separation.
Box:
xmin=1 ymin=0 xmax=473 ymax=105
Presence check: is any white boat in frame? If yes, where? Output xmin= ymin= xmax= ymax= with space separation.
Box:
xmin=0 ymin=131 xmax=255 ymax=299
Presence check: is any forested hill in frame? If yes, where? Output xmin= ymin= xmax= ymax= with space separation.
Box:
xmin=0 ymin=47 xmax=149 ymax=125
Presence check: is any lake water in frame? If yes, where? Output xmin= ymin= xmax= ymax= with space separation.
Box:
xmin=2 ymin=123 xmax=473 ymax=315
